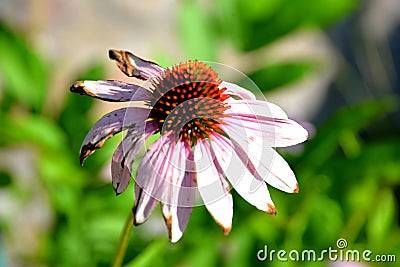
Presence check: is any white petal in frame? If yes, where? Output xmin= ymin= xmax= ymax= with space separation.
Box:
xmin=165 ymin=141 xmax=197 ymax=242
xmin=133 ymin=188 xmax=159 ymax=225
xmin=70 ymin=80 xmax=152 ymax=102
xmin=134 ymin=133 xmax=173 ymax=224
xmin=220 ymin=81 xmax=256 ymax=100
xmin=223 ymin=99 xmax=308 ymax=147
xmin=222 ymin=115 xmax=308 ymax=147
xmin=161 ymin=141 xmax=189 ymax=242
xmin=221 ymin=123 xmax=298 ymax=193
xmin=225 ymin=99 xmax=288 ymax=119
xmin=194 ymin=139 xmax=233 ymax=234
xmin=210 ymin=133 xmax=276 ymax=214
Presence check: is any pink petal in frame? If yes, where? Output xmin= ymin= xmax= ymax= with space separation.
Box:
xmin=175 ymin=142 xmax=196 ymax=237
xmin=109 ymin=50 xmax=163 ymax=80
xmin=220 ymin=123 xmax=298 ymax=193
xmin=111 ymin=121 xmax=158 ymax=195
xmin=80 ymin=107 xmax=150 ymax=164
xmin=223 ymin=99 xmax=308 ymax=147
xmin=220 ymin=81 xmax=256 ymax=100
xmin=222 ymin=115 xmax=308 ymax=147
xmin=133 ymin=132 xmax=174 ymax=225
xmin=161 ymin=140 xmax=194 ymax=242
xmin=165 ymin=141 xmax=196 ymax=242
xmin=70 ymin=80 xmax=153 ymax=102
xmin=210 ymin=133 xmax=276 ymax=215
xmin=194 ymin=139 xmax=233 ymax=234
xmin=225 ymin=99 xmax=288 ymax=119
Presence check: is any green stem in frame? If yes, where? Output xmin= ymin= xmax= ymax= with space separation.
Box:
xmin=111 ymin=211 xmax=134 ymax=267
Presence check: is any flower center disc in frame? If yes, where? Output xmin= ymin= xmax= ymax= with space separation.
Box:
xmin=149 ymin=61 xmax=229 ymax=144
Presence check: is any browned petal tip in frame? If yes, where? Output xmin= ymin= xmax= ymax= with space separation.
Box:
xmin=108 ymin=49 xmax=137 ymax=78
xmin=267 ymin=204 xmax=277 ymax=216
xmin=70 ymin=81 xmax=85 ymax=93
xmin=113 ymin=182 xmax=121 ymax=196
xmin=79 ymin=156 xmax=85 ymax=166
xmin=223 ymin=226 xmax=232 ymax=236
xmin=164 ymin=215 xmax=174 ymax=240
xmin=132 ymin=208 xmax=141 ymax=226
xmin=79 ymin=143 xmax=96 ymax=165
xmin=108 ymin=49 xmax=121 ymax=60
xmin=294 ymin=183 xmax=300 ymax=193
xmin=79 ymin=153 xmax=89 ymax=166
xmin=70 ymin=81 xmax=97 ymax=97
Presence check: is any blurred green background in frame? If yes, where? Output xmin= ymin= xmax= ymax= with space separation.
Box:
xmin=0 ymin=0 xmax=399 ymax=266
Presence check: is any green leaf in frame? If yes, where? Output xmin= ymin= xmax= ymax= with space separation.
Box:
xmin=0 ymin=114 xmax=68 ymax=152
xmin=366 ymin=190 xmax=396 ymax=247
xmin=124 ymin=239 xmax=167 ymax=267
xmin=0 ymin=24 xmax=48 ymax=111
xmin=300 ymin=98 xmax=398 ymax=171
xmin=215 ymin=0 xmax=359 ymax=51
xmin=247 ymin=62 xmax=315 ymax=93
xmin=305 ymin=196 xmax=344 ymax=246
xmin=0 ymin=171 xmax=12 ymax=187
xmin=214 ymin=0 xmax=244 ymax=50
xmin=237 ymin=0 xmax=283 ymax=21
xmin=177 ymin=0 xmax=217 ymax=60
xmin=181 ymin=242 xmax=218 ymax=267
xmin=224 ymin=230 xmax=254 ymax=267
xmin=322 ymin=140 xmax=400 ymax=186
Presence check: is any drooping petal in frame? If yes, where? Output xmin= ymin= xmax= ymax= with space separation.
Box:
xmin=161 ymin=140 xmax=193 ymax=242
xmin=220 ymin=81 xmax=256 ymax=100
xmin=111 ymin=121 xmax=158 ymax=195
xmin=133 ymin=132 xmax=174 ymax=225
xmin=70 ymin=80 xmax=153 ymax=102
xmin=210 ymin=133 xmax=276 ymax=215
xmin=109 ymin=50 xmax=164 ymax=80
xmin=175 ymin=141 xmax=196 ymax=239
xmin=225 ymin=99 xmax=288 ymax=119
xmin=194 ymin=138 xmax=233 ymax=234
xmin=224 ymin=98 xmax=308 ymax=147
xmin=261 ymin=148 xmax=299 ymax=193
xmin=222 ymin=114 xmax=308 ymax=148
xmin=220 ymin=123 xmax=298 ymax=193
xmin=80 ymin=107 xmax=150 ymax=164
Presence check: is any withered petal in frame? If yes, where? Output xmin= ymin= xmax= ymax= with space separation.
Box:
xmin=109 ymin=50 xmax=163 ymax=80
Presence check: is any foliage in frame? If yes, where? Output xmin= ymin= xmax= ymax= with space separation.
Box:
xmin=0 ymin=0 xmax=399 ymax=266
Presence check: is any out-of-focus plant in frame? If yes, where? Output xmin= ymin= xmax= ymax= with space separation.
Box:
xmin=0 ymin=0 xmax=399 ymax=266
xmin=0 ymin=24 xmax=131 ymax=266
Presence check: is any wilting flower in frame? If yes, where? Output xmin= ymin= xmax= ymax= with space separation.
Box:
xmin=70 ymin=50 xmax=308 ymax=242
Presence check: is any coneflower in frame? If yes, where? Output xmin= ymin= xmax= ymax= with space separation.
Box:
xmin=70 ymin=50 xmax=308 ymax=242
